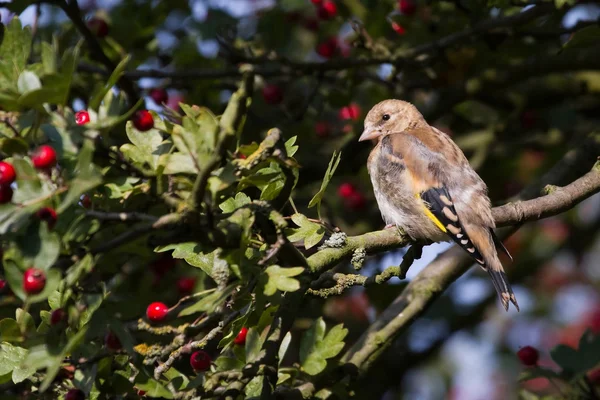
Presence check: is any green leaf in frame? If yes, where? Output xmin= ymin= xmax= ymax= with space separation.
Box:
xmin=308 ymin=151 xmax=341 ymax=219
xmin=58 ymin=139 xmax=103 ymax=213
xmin=122 ymin=118 xmax=164 ymax=171
xmin=550 ymin=344 xmax=580 ymax=375
xmin=219 ymin=192 xmax=251 ymax=213
xmin=245 ymin=328 xmax=264 ymax=363
xmin=0 ymin=343 xmax=35 ymax=384
xmin=178 ymin=286 xmax=234 ymax=317
xmin=0 ymin=318 xmax=21 ymax=342
xmin=285 ymin=214 xmax=325 ymax=250
xmin=245 ymin=375 xmax=266 ymax=398
xmin=518 ymin=366 xmax=563 ymax=382
xmin=15 ymin=308 xmax=35 ymax=337
xmin=17 ymin=222 xmax=60 ymax=271
xmin=563 ymin=26 xmax=600 ymax=51
xmin=300 ymin=318 xmax=348 ymax=376
xmin=284 ymin=136 xmax=299 ymax=157
xmin=0 ymin=18 xmax=32 ymax=89
xmin=263 ymin=265 xmax=304 ymax=296
xmin=89 ymin=55 xmax=130 ymax=111
xmin=11 ymin=158 xmax=46 ymax=203
xmin=17 ymin=71 xmax=41 ymax=94
xmin=278 ymin=331 xmax=292 ymax=365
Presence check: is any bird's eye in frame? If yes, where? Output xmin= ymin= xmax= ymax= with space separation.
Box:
xmin=382 ymin=114 xmax=390 ymax=121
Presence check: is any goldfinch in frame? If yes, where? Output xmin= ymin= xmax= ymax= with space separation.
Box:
xmin=360 ymin=99 xmax=518 ymax=311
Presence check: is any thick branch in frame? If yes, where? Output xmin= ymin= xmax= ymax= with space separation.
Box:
xmin=337 ymin=163 xmax=600 ymax=376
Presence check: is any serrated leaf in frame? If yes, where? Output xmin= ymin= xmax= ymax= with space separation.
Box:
xmin=15 ymin=308 xmax=35 ymax=337
xmin=300 ymin=318 xmax=348 ymax=376
xmin=308 ymin=151 xmax=341 ymax=219
xmin=0 ymin=18 xmax=32 ymax=89
xmin=17 ymin=221 xmax=60 ymax=271
xmin=0 ymin=318 xmax=21 ymax=342
xmin=122 ymin=118 xmax=164 ymax=171
xmin=178 ymin=286 xmax=234 ymax=317
xmin=550 ymin=344 xmax=579 ymax=375
xmin=284 ymin=136 xmax=299 ymax=157
xmin=263 ymin=265 xmax=304 ymax=296
xmin=0 ymin=343 xmax=35 ymax=384
xmin=219 ymin=192 xmax=251 ymax=213
xmin=285 ymin=214 xmax=325 ymax=250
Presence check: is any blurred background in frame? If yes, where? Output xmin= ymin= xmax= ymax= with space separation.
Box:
xmin=2 ymin=0 xmax=600 ymax=398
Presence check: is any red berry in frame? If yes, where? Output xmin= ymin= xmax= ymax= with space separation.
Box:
xmin=338 ymin=183 xmax=356 ymax=198
xmin=87 ymin=17 xmax=108 ymax=38
xmin=399 ymin=0 xmax=417 ymax=15
xmin=346 ymin=192 xmax=366 ymax=210
xmin=23 ymin=268 xmax=46 ymax=295
xmin=0 ymin=185 xmax=13 ymax=204
xmin=391 ymin=22 xmax=406 ymax=35
xmin=50 ymin=308 xmax=66 ymax=326
xmin=146 ymin=302 xmax=169 ymax=322
xmin=233 ymin=327 xmax=249 ymax=345
xmin=311 ymin=0 xmax=323 ymax=4
xmin=75 ymin=110 xmax=90 ymax=125
xmin=0 ymin=161 xmax=16 ymax=185
xmin=132 ymin=110 xmax=154 ymax=131
xmin=36 ymin=207 xmax=58 ymax=230
xmin=262 ymin=84 xmax=283 ymax=105
xmin=177 ymin=277 xmax=196 ymax=295
xmin=338 ymin=103 xmax=361 ymax=121
xmin=136 ymin=389 xmax=147 ymax=396
xmin=81 ymin=194 xmax=92 ymax=209
xmin=315 ymin=121 xmax=331 ymax=137
xmin=65 ymin=388 xmax=85 ymax=400
xmin=0 ymin=279 xmax=6 ymax=291
xmin=190 ymin=350 xmax=211 ymax=371
xmin=104 ymin=331 xmax=122 ymax=351
xmin=517 ymin=346 xmax=539 ymax=366
xmin=316 ymin=37 xmax=338 ymax=58
xmin=149 ymin=88 xmax=169 ymax=105
xmin=32 ymin=145 xmax=57 ymax=169
xmin=317 ymin=1 xmax=337 ymax=19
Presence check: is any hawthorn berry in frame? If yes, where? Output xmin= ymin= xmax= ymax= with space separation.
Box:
xmin=87 ymin=17 xmax=109 ymax=38
xmin=517 ymin=346 xmax=539 ymax=366
xmin=65 ymin=388 xmax=85 ymax=400
xmin=190 ymin=350 xmax=211 ymax=371
xmin=0 ymin=185 xmax=12 ymax=204
xmin=146 ymin=302 xmax=169 ymax=322
xmin=104 ymin=331 xmax=122 ymax=351
xmin=36 ymin=207 xmax=58 ymax=230
xmin=233 ymin=327 xmax=249 ymax=345
xmin=177 ymin=277 xmax=196 ymax=295
xmin=23 ymin=268 xmax=46 ymax=295
xmin=81 ymin=194 xmax=92 ymax=209
xmin=339 ymin=103 xmax=361 ymax=121
xmin=50 ymin=308 xmax=66 ymax=326
xmin=391 ymin=22 xmax=406 ymax=35
xmin=315 ymin=121 xmax=331 ymax=138
xmin=311 ymin=0 xmax=322 ymax=4
xmin=132 ymin=110 xmax=154 ymax=131
xmin=316 ymin=38 xmax=338 ymax=58
xmin=338 ymin=183 xmax=356 ymax=198
xmin=32 ymin=145 xmax=57 ymax=169
xmin=149 ymin=88 xmax=169 ymax=105
xmin=262 ymin=84 xmax=283 ymax=105
xmin=303 ymin=17 xmax=319 ymax=31
xmin=520 ymin=110 xmax=537 ymax=130
xmin=0 ymin=279 xmax=6 ymax=291
xmin=399 ymin=0 xmax=417 ymax=15
xmin=75 ymin=110 xmax=90 ymax=125
xmin=0 ymin=161 xmax=16 ymax=185
xmin=317 ymin=1 xmax=337 ymax=20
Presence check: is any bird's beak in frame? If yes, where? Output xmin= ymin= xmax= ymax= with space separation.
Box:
xmin=358 ymin=126 xmax=379 ymax=142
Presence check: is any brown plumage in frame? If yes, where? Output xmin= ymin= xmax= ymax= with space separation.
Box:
xmin=360 ymin=99 xmax=518 ymax=311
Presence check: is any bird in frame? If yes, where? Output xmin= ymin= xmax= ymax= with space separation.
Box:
xmin=359 ymin=99 xmax=518 ymax=311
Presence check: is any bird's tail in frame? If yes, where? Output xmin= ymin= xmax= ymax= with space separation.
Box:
xmin=486 ymin=261 xmax=519 ymax=311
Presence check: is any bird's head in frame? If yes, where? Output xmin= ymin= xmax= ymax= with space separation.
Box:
xmin=358 ymin=99 xmax=426 ymax=142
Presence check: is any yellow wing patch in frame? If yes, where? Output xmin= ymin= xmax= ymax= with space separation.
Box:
xmin=415 ymin=193 xmax=447 ymax=233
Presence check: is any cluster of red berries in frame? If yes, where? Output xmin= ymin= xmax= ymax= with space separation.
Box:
xmin=338 ymin=182 xmax=366 ymax=210
xmin=76 ymin=108 xmax=155 ymax=132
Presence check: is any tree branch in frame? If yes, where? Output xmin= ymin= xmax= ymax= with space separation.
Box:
xmin=337 ymin=161 xmax=600 ymax=377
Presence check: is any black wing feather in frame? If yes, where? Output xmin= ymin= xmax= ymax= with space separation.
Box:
xmin=421 ymin=187 xmax=486 ymax=267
